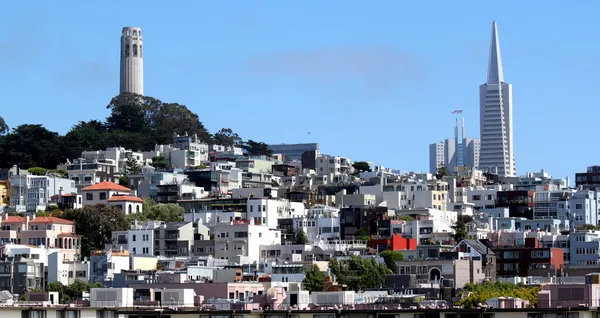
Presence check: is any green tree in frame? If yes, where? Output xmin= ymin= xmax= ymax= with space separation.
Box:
xmin=47 ymin=280 xmax=103 ymax=301
xmin=63 ymin=204 xmax=129 ymax=257
xmin=126 ymin=200 xmax=184 ymax=223
xmin=118 ymin=175 xmax=129 ymax=187
xmin=294 ymin=229 xmax=308 ymax=245
xmin=576 ymin=224 xmax=598 ymax=231
xmin=457 ymin=281 xmax=539 ymax=308
xmin=150 ymin=155 xmax=169 ymax=169
xmin=379 ymin=250 xmax=404 ymax=273
xmin=125 ymin=156 xmax=141 ymax=175
xmin=352 ymin=161 xmax=372 ymax=173
xmin=213 ymin=128 xmax=242 ymax=146
xmin=452 ymin=215 xmax=472 ymax=243
xmin=243 ymin=140 xmax=272 ymax=156
xmin=303 ymin=265 xmax=326 ymax=292
xmin=436 ymin=165 xmax=450 ymax=179
xmin=354 ymin=228 xmax=370 ymax=242
xmin=0 ymin=116 xmax=9 ymax=135
xmin=63 ymin=120 xmax=108 ymax=159
xmin=0 ymin=124 xmax=67 ymax=169
xmin=329 ymin=256 xmax=391 ymax=291
xmin=27 ymin=167 xmax=48 ymax=176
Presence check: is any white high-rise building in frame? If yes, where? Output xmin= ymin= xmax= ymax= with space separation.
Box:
xmin=429 ymin=118 xmax=480 ymax=173
xmin=479 ymin=21 xmax=516 ymax=177
xmin=120 ymin=26 xmax=144 ymax=95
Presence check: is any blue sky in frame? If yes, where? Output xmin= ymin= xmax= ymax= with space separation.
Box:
xmin=0 ymin=1 xmax=598 ymax=179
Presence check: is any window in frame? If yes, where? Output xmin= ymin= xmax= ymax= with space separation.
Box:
xmin=58 ymin=310 xmax=80 ymax=318
xmin=132 ymin=235 xmax=136 ymax=242
xmin=133 ymin=44 xmax=138 ymax=56
xmin=86 ymin=193 xmax=93 ymax=200
xmin=99 ymin=192 xmax=106 ymax=200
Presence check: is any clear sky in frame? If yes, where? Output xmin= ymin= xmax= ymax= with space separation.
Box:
xmin=0 ymin=1 xmax=597 ymax=179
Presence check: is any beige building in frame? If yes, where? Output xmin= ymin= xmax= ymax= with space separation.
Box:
xmin=395 ymin=258 xmax=485 ymax=289
xmin=0 ymin=215 xmax=81 ymax=261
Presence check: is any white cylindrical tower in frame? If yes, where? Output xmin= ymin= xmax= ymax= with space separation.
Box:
xmin=119 ymin=26 xmax=144 ymax=95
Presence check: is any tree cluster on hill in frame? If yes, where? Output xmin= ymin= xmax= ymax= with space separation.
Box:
xmin=125 ymin=198 xmax=185 ymax=223
xmin=0 ymin=93 xmax=271 ymax=170
xmin=47 ymin=280 xmax=103 ymax=301
xmin=302 ymin=256 xmax=390 ymax=292
xmin=457 ymin=281 xmax=539 ymax=308
xmin=60 ymin=204 xmax=130 ymax=257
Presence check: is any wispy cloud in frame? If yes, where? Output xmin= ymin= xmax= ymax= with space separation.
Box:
xmin=245 ymin=47 xmax=427 ymax=94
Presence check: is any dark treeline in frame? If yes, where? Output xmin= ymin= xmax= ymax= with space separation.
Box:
xmin=0 ymin=93 xmax=272 ymax=169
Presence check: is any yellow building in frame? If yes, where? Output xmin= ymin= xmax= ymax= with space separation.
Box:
xmin=0 ymin=180 xmax=8 ymax=208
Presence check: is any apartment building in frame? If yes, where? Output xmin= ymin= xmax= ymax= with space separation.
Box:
xmin=111 ymin=221 xmax=162 ymax=256
xmin=59 ymin=157 xmax=119 ymax=190
xmin=143 ymin=133 xmax=210 ymax=169
xmin=9 ymin=174 xmax=77 ymax=213
xmin=315 ymin=154 xmax=352 ymax=176
xmin=0 ymin=215 xmax=81 ymax=261
xmin=80 ymin=147 xmax=144 ymax=175
xmin=154 ymin=222 xmax=194 ymax=257
xmin=213 ymin=221 xmax=281 ymax=264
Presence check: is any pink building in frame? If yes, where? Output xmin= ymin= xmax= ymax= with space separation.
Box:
xmin=538 ymin=281 xmax=600 ymax=308
xmin=0 ymin=215 xmax=82 ymax=261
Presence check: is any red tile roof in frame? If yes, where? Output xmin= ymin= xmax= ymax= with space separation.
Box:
xmin=108 ymin=195 xmax=143 ymax=203
xmin=81 ymin=181 xmax=131 ymax=192
xmin=3 ymin=216 xmax=25 ymax=223
xmin=29 ymin=217 xmax=75 ymax=225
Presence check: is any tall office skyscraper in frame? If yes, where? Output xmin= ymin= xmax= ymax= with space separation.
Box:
xmin=429 ymin=118 xmax=480 ymax=173
xmin=120 ymin=26 xmax=144 ymax=95
xmin=479 ymin=21 xmax=516 ymax=177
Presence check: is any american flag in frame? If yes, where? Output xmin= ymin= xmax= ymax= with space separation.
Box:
xmin=451 ymin=110 xmax=463 ymax=114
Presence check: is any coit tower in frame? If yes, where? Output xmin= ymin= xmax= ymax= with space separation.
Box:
xmin=119 ymin=26 xmax=144 ymax=95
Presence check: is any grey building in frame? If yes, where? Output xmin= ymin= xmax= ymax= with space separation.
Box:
xmin=479 ymin=21 xmax=516 ymax=177
xmin=120 ymin=26 xmax=144 ymax=95
xmin=0 ymin=257 xmax=44 ymax=295
xmin=154 ymin=222 xmax=194 ymax=257
xmin=268 ymin=143 xmax=319 ymax=162
xmin=429 ymin=118 xmax=480 ymax=173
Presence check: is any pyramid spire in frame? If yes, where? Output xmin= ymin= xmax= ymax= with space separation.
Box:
xmin=487 ymin=21 xmax=504 ymax=84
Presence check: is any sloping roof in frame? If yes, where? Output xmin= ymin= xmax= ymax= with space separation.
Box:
xmin=2 ymin=216 xmax=25 ymax=223
xmin=108 ymin=195 xmax=143 ymax=203
xmin=81 ymin=181 xmax=131 ymax=192
xmin=30 ymin=217 xmax=75 ymax=225
xmin=462 ymin=239 xmax=495 ymax=256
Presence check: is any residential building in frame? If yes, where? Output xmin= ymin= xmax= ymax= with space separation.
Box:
xmin=81 ymin=181 xmax=133 ymax=206
xmin=59 ymin=157 xmax=119 ymax=191
xmin=0 ymin=215 xmax=82 ymax=261
xmin=292 ymin=205 xmax=341 ymax=243
xmin=0 ymin=256 xmax=44 ymax=295
xmin=47 ymin=251 xmax=90 ymax=285
xmin=493 ymin=238 xmax=563 ymax=278
xmin=89 ymin=249 xmax=130 ymax=282
xmin=315 ymin=154 xmax=352 ymax=175
xmin=478 ymin=21 xmax=516 ymax=177
xmin=429 ymin=117 xmax=480 ymax=173
xmin=268 ymin=143 xmax=319 ymax=162
xmin=154 ymin=222 xmax=194 ymax=257
xmin=143 ymin=133 xmax=210 ymax=169
xmin=108 ymin=195 xmax=144 ymax=215
xmin=9 ymin=174 xmax=77 ymax=213
xmin=155 ymin=183 xmax=208 ymax=203
xmin=80 ymin=147 xmax=144 ymax=175
xmin=110 ymin=221 xmax=161 ymax=256
xmin=213 ymin=221 xmax=281 ymax=264
xmin=576 ymin=165 xmax=600 ymax=191
xmin=0 ymin=180 xmax=8 ymax=211
xmin=569 ymin=231 xmax=600 ymax=266
xmin=452 ymin=239 xmax=497 ymax=281
xmin=394 ymin=258 xmax=485 ymax=289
